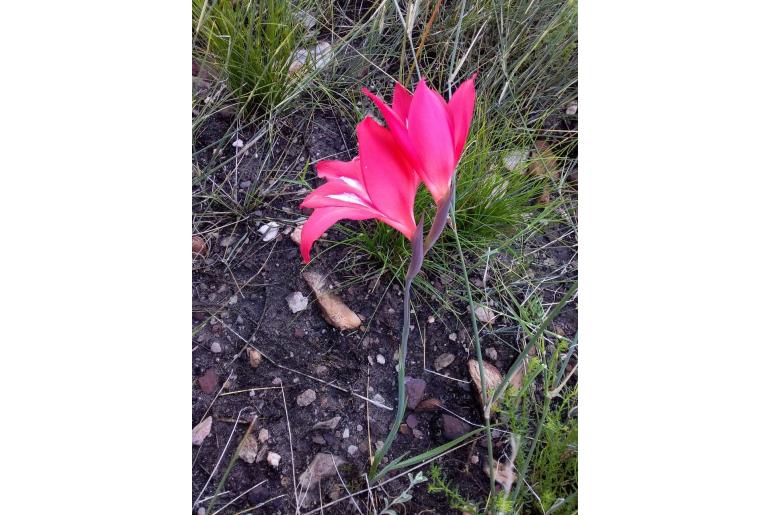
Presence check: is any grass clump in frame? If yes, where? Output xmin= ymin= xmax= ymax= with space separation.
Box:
xmin=193 ymin=0 xmax=305 ymax=114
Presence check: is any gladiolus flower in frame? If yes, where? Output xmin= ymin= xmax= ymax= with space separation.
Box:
xmin=299 ymin=117 xmax=420 ymax=262
xmin=362 ymin=75 xmax=476 ymax=204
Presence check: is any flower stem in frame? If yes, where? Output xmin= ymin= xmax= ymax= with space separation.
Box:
xmin=368 ymin=275 xmax=413 ymax=478
xmin=449 ymin=199 xmax=497 ymax=507
xmin=369 ymin=219 xmax=424 ymax=479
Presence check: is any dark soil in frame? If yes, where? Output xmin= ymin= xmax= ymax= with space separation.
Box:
xmin=192 ymin=112 xmax=577 ymax=514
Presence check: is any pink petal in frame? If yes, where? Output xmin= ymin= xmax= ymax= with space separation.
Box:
xmin=447 ymin=75 xmax=476 ymax=162
xmin=392 ymin=82 xmax=413 ymax=121
xmin=299 ymin=180 xmax=372 ymax=209
xmin=300 ymin=206 xmax=374 ymax=263
xmin=361 ymin=87 xmax=422 ymax=172
xmin=408 ymin=80 xmax=456 ymax=202
xmin=316 ymin=158 xmax=364 ymax=183
xmin=373 ymin=214 xmax=416 ymax=241
xmin=356 ymin=117 xmax=418 ymax=235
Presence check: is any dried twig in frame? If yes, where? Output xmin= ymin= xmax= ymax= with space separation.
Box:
xmin=279 ymin=381 xmax=300 ymax=514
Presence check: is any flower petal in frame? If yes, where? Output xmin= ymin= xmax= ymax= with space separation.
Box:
xmin=447 ymin=75 xmax=476 ymax=161
xmin=392 ymin=82 xmax=413 ymax=121
xmin=300 ymin=206 xmax=374 ymax=263
xmin=408 ymin=80 xmax=456 ymax=202
xmin=316 ymin=158 xmax=364 ymax=183
xmin=361 ymin=87 xmax=422 ymax=172
xmin=357 ymin=117 xmax=418 ymax=236
xmin=300 ymin=179 xmax=372 ymax=209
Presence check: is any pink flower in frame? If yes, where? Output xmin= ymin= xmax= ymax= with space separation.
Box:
xmin=299 ymin=117 xmax=419 ymax=263
xmin=362 ymin=75 xmax=476 ymax=204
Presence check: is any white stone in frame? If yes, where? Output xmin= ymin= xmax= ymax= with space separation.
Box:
xmin=286 ymin=291 xmax=309 ymax=313
xmin=267 ymin=452 xmax=281 ymax=467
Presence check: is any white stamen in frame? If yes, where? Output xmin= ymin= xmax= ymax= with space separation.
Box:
xmin=327 ymin=193 xmax=367 ymax=207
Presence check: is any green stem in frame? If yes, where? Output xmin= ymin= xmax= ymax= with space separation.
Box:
xmin=369 ymin=276 xmax=413 ymax=478
xmin=449 ymin=199 xmax=496 ymax=508
xmin=369 ymin=217 xmax=424 ymax=479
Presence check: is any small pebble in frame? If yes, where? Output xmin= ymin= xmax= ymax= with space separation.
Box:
xmin=356 ymin=424 xmax=363 ymax=432
xmin=485 ymin=347 xmax=498 ymax=360
xmin=297 ymin=389 xmax=317 ymax=407
xmin=267 ymin=452 xmax=281 ymax=467
xmin=342 ymin=427 xmax=350 ymax=439
xmin=372 ymin=393 xmax=386 ymax=405
xmin=434 ymin=352 xmax=455 ymax=371
xmin=448 ymin=333 xmax=458 ymax=342
xmin=347 ymin=445 xmax=358 ymax=457
xmin=286 ymin=291 xmax=309 ymax=313
xmin=427 ymin=316 xmax=435 ymax=324
xmin=376 ymin=354 xmax=386 ymax=365
xmin=471 ymin=455 xmax=479 ymax=464
xmin=247 ymin=348 xmax=263 ymax=367
xmin=210 ymin=341 xmax=222 ymax=353
xmin=258 ymin=428 xmax=269 ymax=443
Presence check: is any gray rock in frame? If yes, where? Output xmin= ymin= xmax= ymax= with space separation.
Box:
xmin=298 ymin=454 xmax=346 ymax=490
xmin=312 ymin=416 xmax=341 ymax=430
xmin=296 ymin=389 xmax=317 ymax=407
xmin=434 ymin=353 xmax=455 ymax=371
xmin=210 ymin=341 xmax=222 ymax=353
xmin=404 ymin=377 xmax=426 ymax=409
xmin=442 ymin=414 xmax=471 ymax=440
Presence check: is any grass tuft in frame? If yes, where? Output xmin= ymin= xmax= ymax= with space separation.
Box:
xmin=193 ymin=0 xmax=306 ymax=114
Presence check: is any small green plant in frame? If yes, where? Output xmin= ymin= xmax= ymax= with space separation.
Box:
xmin=428 ymin=464 xmax=480 ymax=514
xmin=379 ymin=471 xmax=429 ymax=515
xmin=499 ymin=335 xmax=578 ymax=514
xmin=193 ymin=0 xmax=305 ymax=113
